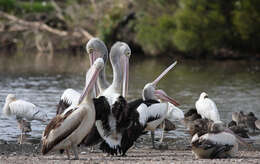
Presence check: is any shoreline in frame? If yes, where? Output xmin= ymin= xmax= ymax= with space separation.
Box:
xmin=0 ymin=137 xmax=259 ymax=163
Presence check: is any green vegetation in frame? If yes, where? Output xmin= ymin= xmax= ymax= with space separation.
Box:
xmin=0 ymin=0 xmax=53 ymax=13
xmin=1 ymin=0 xmax=260 ymax=58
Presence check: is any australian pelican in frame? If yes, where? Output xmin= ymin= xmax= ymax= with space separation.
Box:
xmin=2 ymin=94 xmax=47 ymax=144
xmin=191 ymin=122 xmax=251 ymax=159
xmin=99 ymin=61 xmax=181 ymax=155
xmin=82 ymin=42 xmax=131 ymax=153
xmin=41 ymin=58 xmax=105 ymax=160
xmin=56 ymin=38 xmax=109 ymax=115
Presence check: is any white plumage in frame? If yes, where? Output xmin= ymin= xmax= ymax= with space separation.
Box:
xmin=3 ymin=94 xmax=47 ymax=122
xmin=42 ymin=58 xmax=104 ymax=160
xmin=195 ymin=92 xmax=221 ymax=122
xmin=137 ymin=103 xmax=168 ymax=129
xmin=192 ymin=132 xmax=238 ymax=158
xmin=60 ymin=88 xmax=80 ymax=107
xmin=2 ymin=94 xmax=47 ymax=144
xmin=166 ymin=103 xmax=184 ymax=122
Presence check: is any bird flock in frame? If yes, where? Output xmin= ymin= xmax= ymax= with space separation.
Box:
xmin=2 ymin=38 xmax=260 ymax=160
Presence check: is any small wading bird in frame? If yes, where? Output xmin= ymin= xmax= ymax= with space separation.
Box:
xmin=195 ymin=92 xmax=221 ymax=123
xmin=99 ymin=61 xmax=181 ymax=155
xmin=41 ymin=58 xmax=105 ymax=160
xmin=2 ymin=94 xmax=47 ymax=144
xmin=190 ymin=119 xmax=252 ymax=159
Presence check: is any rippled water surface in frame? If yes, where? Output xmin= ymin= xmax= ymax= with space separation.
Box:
xmin=0 ymin=53 xmax=260 ymax=142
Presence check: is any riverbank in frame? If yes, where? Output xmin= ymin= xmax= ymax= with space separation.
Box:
xmin=0 ymin=136 xmax=260 ymax=164
xmin=0 ymin=143 xmax=259 ymax=164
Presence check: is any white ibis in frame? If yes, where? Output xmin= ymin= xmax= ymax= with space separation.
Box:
xmin=191 ymin=122 xmax=250 ymax=159
xmin=56 ymin=38 xmax=109 ymax=115
xmin=41 ymin=58 xmax=105 ymax=160
xmin=195 ymin=92 xmax=221 ymax=123
xmin=2 ymin=94 xmax=47 ymax=144
xmin=99 ymin=61 xmax=181 ymax=155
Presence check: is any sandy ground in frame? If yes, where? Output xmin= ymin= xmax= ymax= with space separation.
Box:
xmin=0 ymin=137 xmax=260 ymax=164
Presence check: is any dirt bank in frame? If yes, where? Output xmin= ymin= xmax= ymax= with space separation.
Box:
xmin=0 ymin=137 xmax=259 ymax=164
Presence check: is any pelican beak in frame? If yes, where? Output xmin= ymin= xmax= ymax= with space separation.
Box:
xmin=121 ymin=54 xmax=129 ymax=97
xmin=151 ymin=61 xmax=177 ymax=86
xmin=88 ymin=49 xmax=101 ymax=65
xmin=78 ymin=58 xmax=104 ymax=104
xmin=154 ymin=89 xmax=180 ymax=106
xmin=88 ymin=49 xmax=101 ymax=97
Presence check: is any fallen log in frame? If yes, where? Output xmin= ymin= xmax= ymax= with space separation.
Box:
xmin=0 ymin=11 xmax=93 ymax=42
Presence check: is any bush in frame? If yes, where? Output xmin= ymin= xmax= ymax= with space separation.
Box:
xmin=135 ymin=14 xmax=175 ymax=55
xmin=232 ymin=0 xmax=260 ymax=51
xmin=172 ymin=0 xmax=230 ymax=55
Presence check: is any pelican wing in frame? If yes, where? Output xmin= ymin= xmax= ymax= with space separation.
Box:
xmin=200 ymin=132 xmax=237 ymax=146
xmin=56 ymin=89 xmax=80 ymax=115
xmin=42 ymin=107 xmax=84 ymax=154
xmin=96 ymin=120 xmax=122 ymax=155
xmin=9 ymin=100 xmax=39 ymax=120
xmin=192 ymin=136 xmax=234 ymax=159
xmin=137 ymin=103 xmax=168 ymax=126
xmin=166 ymin=103 xmax=184 ymax=122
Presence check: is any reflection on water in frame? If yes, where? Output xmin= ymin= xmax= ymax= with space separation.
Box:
xmin=0 ymin=52 xmax=260 ymax=142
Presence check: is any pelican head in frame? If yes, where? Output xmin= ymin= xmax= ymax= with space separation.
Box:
xmin=78 ymin=58 xmax=104 ymax=104
xmin=6 ymin=94 xmax=16 ymax=102
xmin=142 ymin=61 xmax=179 ymax=106
xmin=200 ymin=92 xmax=208 ymax=99
xmin=110 ymin=42 xmax=131 ymax=97
xmin=86 ymin=38 xmax=108 ymax=65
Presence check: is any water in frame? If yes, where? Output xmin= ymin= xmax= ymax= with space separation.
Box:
xmin=0 ymin=53 xmax=260 ymax=142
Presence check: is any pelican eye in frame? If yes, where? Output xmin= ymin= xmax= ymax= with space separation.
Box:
xmin=88 ymin=48 xmax=94 ymax=53
xmin=126 ymin=51 xmax=131 ymax=57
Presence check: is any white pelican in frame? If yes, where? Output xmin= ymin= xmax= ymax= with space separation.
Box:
xmin=195 ymin=92 xmax=221 ymax=123
xmin=191 ymin=122 xmax=250 ymax=159
xmin=2 ymin=94 xmax=47 ymax=144
xmin=87 ymin=37 xmax=110 ymax=94
xmin=56 ymin=38 xmax=109 ymax=115
xmin=41 ymin=58 xmax=104 ymax=160
xmin=83 ymin=41 xmax=131 ymax=153
xmin=99 ymin=61 xmax=181 ymax=155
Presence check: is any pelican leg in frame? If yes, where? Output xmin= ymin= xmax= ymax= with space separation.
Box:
xmin=19 ymin=133 xmax=24 ymax=144
xmin=160 ymin=121 xmax=165 ymax=144
xmin=72 ymin=144 xmax=79 ymax=160
xmin=151 ymin=131 xmax=155 ymax=148
xmin=66 ymin=148 xmax=70 ymax=160
xmin=90 ymin=146 xmax=94 ymax=152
